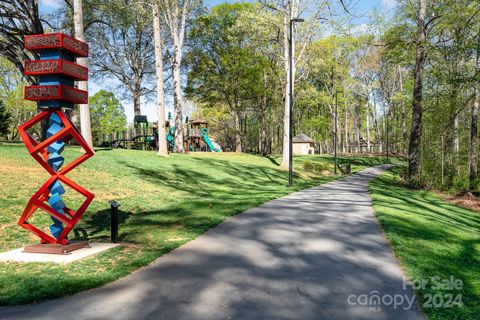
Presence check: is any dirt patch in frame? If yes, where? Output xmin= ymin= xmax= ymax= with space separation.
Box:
xmin=436 ymin=191 xmax=480 ymax=212
xmin=0 ymin=157 xmax=47 ymax=178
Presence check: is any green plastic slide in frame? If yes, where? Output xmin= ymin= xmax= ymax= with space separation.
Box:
xmin=167 ymin=127 xmax=175 ymax=148
xmin=200 ymin=128 xmax=221 ymax=152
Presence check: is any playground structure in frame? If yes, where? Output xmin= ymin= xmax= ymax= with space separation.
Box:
xmin=103 ymin=113 xmax=221 ymax=152
xmin=186 ymin=118 xmax=221 ymax=152
xmin=17 ymin=33 xmax=94 ymax=250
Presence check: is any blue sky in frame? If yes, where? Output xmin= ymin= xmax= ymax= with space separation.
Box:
xmin=40 ymin=0 xmax=397 ymax=15
xmin=206 ymin=0 xmax=397 ymax=10
xmin=38 ymin=0 xmax=397 ymax=122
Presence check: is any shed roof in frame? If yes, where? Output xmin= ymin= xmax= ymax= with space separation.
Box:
xmin=190 ymin=118 xmax=208 ymax=124
xmin=293 ymin=134 xmax=316 ymax=144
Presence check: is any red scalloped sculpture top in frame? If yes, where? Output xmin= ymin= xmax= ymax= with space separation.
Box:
xmin=24 ymin=33 xmax=89 ymax=57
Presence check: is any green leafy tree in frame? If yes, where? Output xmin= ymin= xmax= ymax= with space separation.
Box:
xmin=90 ymin=90 xmax=127 ymax=143
xmin=186 ymin=3 xmax=272 ymax=152
xmin=0 ymin=58 xmax=37 ymax=140
xmin=379 ymin=0 xmax=480 ymax=190
xmin=296 ymin=35 xmax=364 ymax=153
xmin=0 ymin=100 xmax=11 ymax=138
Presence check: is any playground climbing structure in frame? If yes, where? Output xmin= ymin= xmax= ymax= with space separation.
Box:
xmin=17 ymin=33 xmax=94 ymax=245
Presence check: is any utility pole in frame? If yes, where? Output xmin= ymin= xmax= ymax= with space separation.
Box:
xmin=288 ymin=17 xmax=304 ymax=187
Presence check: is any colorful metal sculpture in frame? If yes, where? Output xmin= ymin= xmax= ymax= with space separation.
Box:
xmin=18 ymin=33 xmax=94 ymax=245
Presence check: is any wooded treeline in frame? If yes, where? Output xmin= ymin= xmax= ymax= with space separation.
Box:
xmin=186 ymin=0 xmax=480 ymax=191
xmin=0 ymin=0 xmax=479 ymax=191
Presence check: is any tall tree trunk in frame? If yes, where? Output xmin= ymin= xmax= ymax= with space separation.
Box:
xmin=161 ymin=0 xmax=190 ymax=153
xmin=470 ymin=96 xmax=479 ymax=184
xmin=344 ymin=105 xmax=348 ymax=153
xmin=133 ymin=79 xmax=142 ymax=136
xmin=133 ymin=79 xmax=142 ymax=116
xmin=272 ymin=125 xmax=276 ymax=154
xmin=441 ymin=134 xmax=445 ymax=187
xmin=259 ymin=73 xmax=268 ymax=155
xmin=408 ymin=0 xmax=427 ymax=181
xmin=73 ymin=0 xmax=93 ymax=148
xmin=470 ymin=46 xmax=480 ymax=185
xmin=454 ymin=114 xmax=459 ymax=154
xmin=382 ymin=110 xmax=386 ymax=153
xmin=371 ymin=97 xmax=381 ymax=153
xmin=280 ymin=2 xmax=291 ymax=168
xmin=259 ymin=111 xmax=266 ymax=155
xmin=366 ymin=103 xmax=371 ymax=153
xmin=172 ymin=57 xmax=184 ymax=152
xmin=234 ymin=110 xmax=242 ymax=152
xmin=445 ymin=122 xmax=456 ymax=186
xmin=153 ymin=0 xmax=168 ymax=157
xmin=397 ymin=66 xmax=408 ymax=153
xmin=133 ymin=76 xmax=142 ymax=136
xmin=356 ymin=104 xmax=362 ymax=153
xmin=402 ymin=103 xmax=407 ymax=153
xmin=263 ymin=118 xmax=267 ymax=154
xmin=357 ymin=124 xmax=361 ymax=153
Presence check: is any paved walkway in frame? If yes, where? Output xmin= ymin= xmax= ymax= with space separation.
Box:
xmin=1 ymin=166 xmax=424 ymax=320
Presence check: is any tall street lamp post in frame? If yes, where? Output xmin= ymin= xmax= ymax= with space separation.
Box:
xmin=386 ymin=107 xmax=390 ymax=162
xmin=334 ymin=90 xmax=338 ymax=176
xmin=289 ymin=17 xmax=304 ymax=187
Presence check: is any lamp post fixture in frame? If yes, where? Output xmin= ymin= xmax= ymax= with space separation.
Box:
xmin=289 ymin=17 xmax=304 ymax=187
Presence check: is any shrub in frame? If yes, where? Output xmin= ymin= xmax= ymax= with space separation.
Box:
xmin=302 ymin=160 xmax=329 ymax=173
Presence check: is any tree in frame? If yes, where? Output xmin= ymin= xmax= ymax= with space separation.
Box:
xmin=259 ymin=0 xmax=325 ymax=168
xmin=152 ymin=0 xmax=168 ymax=156
xmin=186 ymin=3 xmax=270 ymax=152
xmin=89 ymin=90 xmax=127 ymax=142
xmin=381 ymin=0 xmax=480 ymax=189
xmin=408 ymin=0 xmax=428 ymax=181
xmin=0 ymin=100 xmax=11 ymax=138
xmin=73 ymin=0 xmax=94 ymax=148
xmin=88 ymin=0 xmax=155 ymax=119
xmin=0 ymin=0 xmax=43 ymax=85
xmin=158 ymin=0 xmax=197 ymax=153
xmin=296 ymin=35 xmax=363 ymax=154
xmin=0 ymin=58 xmax=37 ymax=140
xmin=471 ymin=33 xmax=480 ymax=186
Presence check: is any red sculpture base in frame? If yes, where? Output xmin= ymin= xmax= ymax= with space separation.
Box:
xmin=24 ymin=241 xmax=89 ymax=255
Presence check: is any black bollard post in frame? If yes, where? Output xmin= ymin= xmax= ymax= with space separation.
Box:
xmin=109 ymin=200 xmax=120 ymax=243
xmin=346 ymin=163 xmax=351 ymax=174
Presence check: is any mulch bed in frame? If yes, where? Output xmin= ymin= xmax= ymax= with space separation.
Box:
xmin=436 ymin=191 xmax=480 ymax=212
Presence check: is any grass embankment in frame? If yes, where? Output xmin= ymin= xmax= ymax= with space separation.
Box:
xmin=370 ymin=168 xmax=480 ymax=320
xmin=0 ymin=143 xmax=389 ymax=305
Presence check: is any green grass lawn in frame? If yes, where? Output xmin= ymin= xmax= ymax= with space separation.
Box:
xmin=370 ymin=168 xmax=480 ymax=320
xmin=0 ymin=143 xmax=390 ymax=305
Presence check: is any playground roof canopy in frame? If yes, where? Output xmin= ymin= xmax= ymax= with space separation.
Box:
xmin=134 ymin=115 xmax=148 ymax=123
xmin=293 ymin=133 xmax=316 ymax=144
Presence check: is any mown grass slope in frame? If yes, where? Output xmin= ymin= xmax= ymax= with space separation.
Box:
xmin=0 ymin=143 xmax=389 ymax=305
xmin=370 ymin=168 xmax=480 ymax=320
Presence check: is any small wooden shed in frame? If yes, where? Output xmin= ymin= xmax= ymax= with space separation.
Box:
xmin=292 ymin=134 xmax=316 ymax=155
